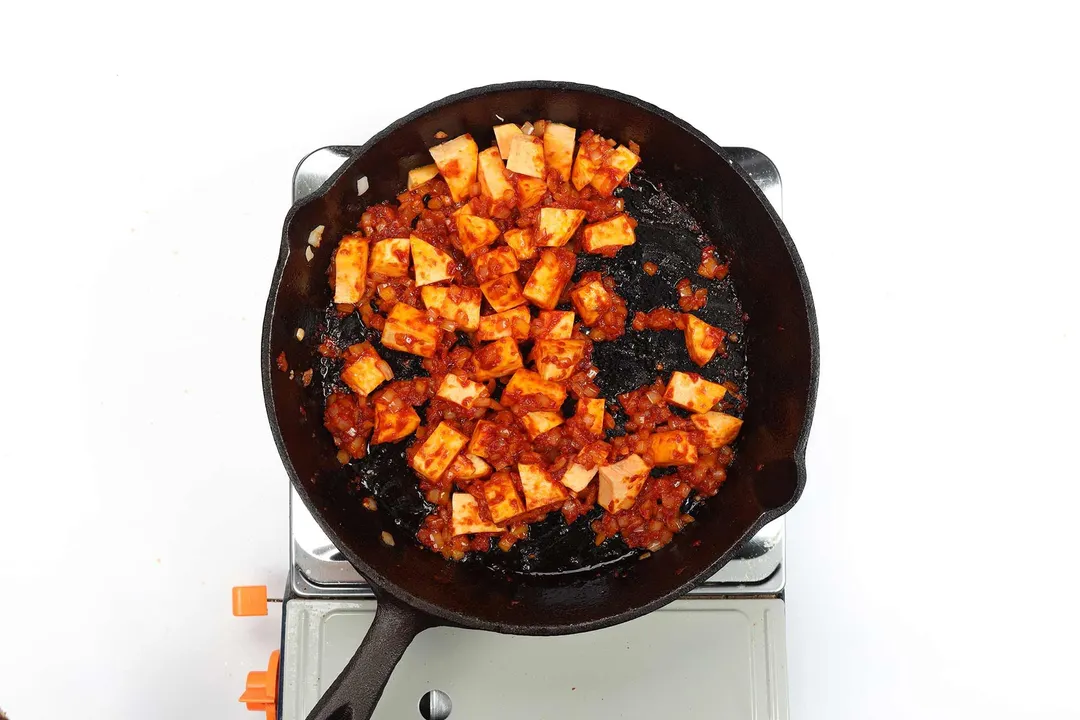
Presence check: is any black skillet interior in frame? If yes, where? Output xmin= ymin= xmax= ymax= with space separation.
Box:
xmin=264 ymin=82 xmax=818 ymax=634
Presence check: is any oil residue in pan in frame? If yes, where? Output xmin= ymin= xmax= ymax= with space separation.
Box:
xmin=314 ymin=172 xmax=747 ymax=577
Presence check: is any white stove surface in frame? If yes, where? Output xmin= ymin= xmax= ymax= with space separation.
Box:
xmin=281 ymin=598 xmax=788 ymax=720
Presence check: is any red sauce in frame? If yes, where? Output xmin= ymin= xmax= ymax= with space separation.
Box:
xmin=323 ymin=391 xmax=374 ymax=460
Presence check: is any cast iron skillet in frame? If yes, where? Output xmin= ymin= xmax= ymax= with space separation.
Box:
xmin=262 ymin=81 xmax=818 ymax=720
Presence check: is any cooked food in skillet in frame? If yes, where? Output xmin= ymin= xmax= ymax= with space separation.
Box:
xmin=313 ymin=120 xmax=744 ymax=560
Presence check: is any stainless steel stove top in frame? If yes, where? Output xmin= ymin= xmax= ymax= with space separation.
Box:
xmin=287 ymin=145 xmax=786 ymax=600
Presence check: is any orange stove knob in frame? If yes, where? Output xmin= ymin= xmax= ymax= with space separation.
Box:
xmin=232 ymin=585 xmax=268 ymax=616
xmin=239 ymin=650 xmax=280 ymax=720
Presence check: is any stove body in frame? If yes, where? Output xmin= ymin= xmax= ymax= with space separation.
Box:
xmin=274 ymin=146 xmax=789 ymax=720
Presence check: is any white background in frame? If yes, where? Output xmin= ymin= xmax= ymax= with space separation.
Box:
xmin=1 ymin=1 xmax=1078 ymax=718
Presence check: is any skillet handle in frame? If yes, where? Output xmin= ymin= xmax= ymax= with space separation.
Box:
xmin=305 ymin=591 xmax=435 ymax=720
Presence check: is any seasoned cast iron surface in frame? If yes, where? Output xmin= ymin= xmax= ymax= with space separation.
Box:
xmin=315 ymin=173 xmax=746 ymax=575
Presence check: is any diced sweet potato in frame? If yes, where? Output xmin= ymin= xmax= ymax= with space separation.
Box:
xmin=515 ymin=176 xmax=547 ymax=209
xmin=684 ymin=314 xmax=726 ymax=366
xmin=473 ymin=246 xmax=519 ymax=281
xmin=477 ymin=306 xmax=531 ymax=342
xmin=506 ymin=134 xmax=545 ymax=178
xmin=478 ymin=146 xmax=514 ymax=202
xmin=649 ymin=430 xmax=699 ymax=467
xmin=451 ymin=493 xmax=499 ymax=535
xmin=420 ymin=284 xmax=481 ymax=331
xmin=381 ymin=302 xmax=441 ymax=358
xmin=411 ymin=422 xmax=468 ymax=480
xmin=664 ymin=371 xmax=726 ymax=413
xmin=521 ymin=411 xmax=564 ymax=439
xmin=407 ymin=164 xmax=439 ymax=189
xmin=493 ymin=123 xmax=523 ymax=159
xmin=436 ymin=372 xmax=488 ymax=410
xmin=523 ymin=248 xmax=576 ymax=310
xmin=535 ymin=207 xmax=587 ymax=248
xmin=410 ymin=236 xmax=456 ymax=286
xmin=501 ymin=369 xmax=567 ymax=410
xmin=372 ymin=396 xmax=421 ymax=444
xmin=483 ymin=471 xmax=526 ymax=525
xmin=340 ymin=342 xmax=389 ymax=396
xmin=569 ymin=278 xmax=612 ymax=325
xmin=531 ymin=310 xmax=575 ymax=340
xmin=574 ymin=398 xmax=605 ymax=436
xmin=518 ymin=463 xmax=568 ymax=510
xmin=598 ymin=454 xmax=650 ymax=513
xmin=471 ymin=337 xmax=524 ymax=380
xmin=561 ymin=440 xmax=611 ymax=491
xmin=503 ymin=227 xmax=536 ymax=260
xmin=690 ymin=412 xmax=744 ymax=448
xmin=532 ymin=339 xmax=586 ymax=382
xmin=572 ymin=132 xmax=609 ymax=191
xmin=451 ymin=202 xmax=475 ymax=218
xmin=590 ymin=145 xmax=640 ymax=196
xmin=479 ymin=272 xmax=527 ymax=312
xmin=446 ymin=453 xmax=492 ymax=481
xmin=455 ymin=214 xmax=500 ymax=255
xmin=333 ymin=234 xmax=369 ymax=304
xmin=428 ymin=133 xmax=478 ymax=202
xmin=543 ymin=122 xmax=576 ymax=181
xmin=369 ymin=237 xmax=410 ymax=278
xmin=581 ymin=214 xmax=636 ymax=254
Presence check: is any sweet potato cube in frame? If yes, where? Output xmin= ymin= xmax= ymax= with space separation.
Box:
xmin=521 ymin=411 xmax=564 ymax=439
xmin=581 ymin=214 xmax=636 ymax=254
xmin=369 ymin=237 xmax=410 ymax=278
xmin=473 ymin=246 xmax=520 ymax=281
xmin=572 ymin=133 xmax=607 ymax=191
xmin=574 ymin=398 xmax=605 ymax=436
xmin=664 ymin=371 xmax=726 ymax=413
xmin=531 ymin=310 xmax=574 ymax=340
xmin=468 ymin=420 xmax=499 ymax=458
xmin=381 ymin=302 xmax=441 ymax=358
xmin=523 ymin=249 xmax=576 ymax=310
xmin=333 ymin=234 xmax=369 ymax=304
xmin=471 ymin=337 xmax=524 ymax=380
xmin=436 ymin=373 xmax=488 ymax=410
xmin=501 ymin=369 xmax=567 ymax=410
xmin=684 ymin=314 xmax=726 ymax=366
xmin=506 ymin=134 xmax=545 ymax=178
xmin=451 ymin=493 xmax=500 ymax=535
xmin=407 ymin=164 xmax=439 ymax=189
xmin=493 ymin=123 xmax=523 ymax=159
xmin=480 ymin=273 xmax=527 ymax=312
xmin=421 ymin=284 xmax=481 ymax=331
xmin=503 ymin=227 xmax=536 ymax=260
xmin=598 ymin=454 xmax=650 ymax=513
xmin=477 ymin=306 xmax=531 ymax=342
xmin=515 ymin=176 xmax=547 ymax=209
xmin=340 ymin=343 xmax=388 ymax=396
xmin=532 ymin=339 xmax=586 ymax=382
xmin=518 ymin=463 xmax=568 ymax=511
xmin=590 ymin=145 xmax=640 ymax=196
xmin=411 ymin=422 xmax=468 ymax=481
xmin=536 ymin=207 xmax=587 ymax=248
xmin=562 ymin=440 xmax=611 ymax=491
xmin=484 ymin=471 xmax=526 ymax=525
xmin=569 ymin=278 xmax=612 ymax=325
xmin=455 ymin=214 xmax=500 ymax=256
xmin=478 ymin=146 xmax=514 ymax=202
xmin=690 ymin=412 xmax=744 ymax=448
xmin=428 ymin=133 xmax=478 ymax=202
xmin=649 ymin=430 xmax=699 ymax=467
xmin=543 ymin=122 xmax=575 ymax=181
xmin=447 ymin=453 xmax=492 ymax=481
xmin=410 ymin=236 xmax=456 ymax=286
xmin=371 ymin=397 xmax=421 ymax=445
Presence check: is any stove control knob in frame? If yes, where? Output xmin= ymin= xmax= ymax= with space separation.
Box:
xmin=232 ymin=585 xmax=268 ymax=616
xmin=239 ymin=650 xmax=280 ymax=720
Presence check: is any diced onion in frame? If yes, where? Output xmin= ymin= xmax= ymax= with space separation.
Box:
xmin=307 ymin=225 xmax=325 ymax=247
xmin=295 ymin=328 xmax=305 ymax=341
xmin=357 ymin=176 xmax=369 ymax=196
xmin=521 ymin=121 xmax=534 ymax=135
xmin=305 ymin=246 xmax=314 ymax=262
xmin=380 ymin=531 xmax=395 ymax=547
xmin=375 ymin=359 xmax=394 ymax=381
xmin=646 ymin=390 xmax=663 ymax=405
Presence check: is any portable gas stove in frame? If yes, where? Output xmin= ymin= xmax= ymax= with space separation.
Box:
xmin=235 ymin=146 xmax=789 ymax=720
